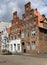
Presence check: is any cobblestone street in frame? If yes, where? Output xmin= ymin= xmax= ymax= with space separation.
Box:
xmin=0 ymin=55 xmax=47 ymax=65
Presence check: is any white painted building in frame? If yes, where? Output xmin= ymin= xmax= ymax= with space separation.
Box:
xmin=0 ymin=21 xmax=22 ymax=53
xmin=7 ymin=39 xmax=22 ymax=53
xmin=0 ymin=21 xmax=11 ymax=51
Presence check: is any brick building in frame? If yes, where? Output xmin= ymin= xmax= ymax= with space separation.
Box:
xmin=9 ymin=2 xmax=47 ymax=53
xmin=7 ymin=12 xmax=22 ymax=53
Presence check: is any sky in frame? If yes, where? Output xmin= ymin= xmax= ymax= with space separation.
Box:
xmin=0 ymin=0 xmax=47 ymax=22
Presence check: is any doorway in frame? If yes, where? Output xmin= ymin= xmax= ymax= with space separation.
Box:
xmin=14 ymin=44 xmax=16 ymax=52
xmin=22 ymin=42 xmax=26 ymax=53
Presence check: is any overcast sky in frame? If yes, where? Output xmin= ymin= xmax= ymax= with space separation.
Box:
xmin=0 ymin=0 xmax=47 ymax=22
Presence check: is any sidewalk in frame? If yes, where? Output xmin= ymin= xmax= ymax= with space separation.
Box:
xmin=23 ymin=53 xmax=47 ymax=58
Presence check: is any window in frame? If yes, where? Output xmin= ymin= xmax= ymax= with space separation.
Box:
xmin=26 ymin=24 xmax=28 ymax=28
xmin=10 ymin=36 xmax=13 ymax=40
xmin=26 ymin=42 xmax=30 ymax=50
xmin=32 ymin=41 xmax=36 ymax=50
xmin=26 ymin=7 xmax=29 ymax=12
xmin=40 ymin=21 xmax=43 ymax=23
xmin=26 ymin=31 xmax=29 ymax=37
xmin=30 ymin=11 xmax=33 ymax=17
xmin=30 ymin=12 xmax=32 ymax=15
xmin=34 ymin=18 xmax=37 ymax=25
xmin=13 ymin=35 xmax=16 ymax=40
xmin=8 ymin=34 xmax=10 ymax=40
xmin=7 ymin=38 xmax=9 ymax=42
xmin=39 ymin=28 xmax=44 ymax=40
xmin=15 ymin=35 xmax=16 ymax=39
xmin=34 ymin=19 xmax=36 ymax=22
xmin=2 ymin=45 xmax=5 ymax=49
xmin=22 ymin=24 xmax=25 ymax=28
xmin=18 ymin=33 xmax=21 ymax=39
xmin=31 ymin=29 xmax=36 ymax=36
xmin=21 ymin=32 xmax=24 ymax=38
xmin=39 ymin=28 xmax=44 ymax=32
xmin=29 ymin=22 xmax=32 ymax=26
xmin=34 ymin=17 xmax=37 ymax=22
xmin=7 ymin=44 xmax=9 ymax=49
xmin=17 ymin=44 xmax=20 ymax=50
xmin=11 ymin=44 xmax=13 ymax=50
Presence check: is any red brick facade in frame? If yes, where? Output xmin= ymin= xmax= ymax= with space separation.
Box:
xmin=9 ymin=2 xmax=47 ymax=53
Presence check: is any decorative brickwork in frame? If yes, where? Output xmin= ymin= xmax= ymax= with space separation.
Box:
xmin=9 ymin=2 xmax=47 ymax=53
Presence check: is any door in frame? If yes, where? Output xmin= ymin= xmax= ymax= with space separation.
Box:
xmin=14 ymin=44 xmax=16 ymax=52
xmin=22 ymin=42 xmax=26 ymax=53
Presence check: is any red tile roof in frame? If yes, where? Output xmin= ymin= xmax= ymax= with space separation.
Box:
xmin=34 ymin=9 xmax=47 ymax=29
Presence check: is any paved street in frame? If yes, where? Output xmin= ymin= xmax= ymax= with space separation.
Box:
xmin=0 ymin=55 xmax=47 ymax=65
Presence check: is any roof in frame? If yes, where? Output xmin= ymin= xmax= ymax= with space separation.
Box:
xmin=34 ymin=9 xmax=47 ymax=29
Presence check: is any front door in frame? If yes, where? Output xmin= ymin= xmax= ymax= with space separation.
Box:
xmin=22 ymin=42 xmax=26 ymax=53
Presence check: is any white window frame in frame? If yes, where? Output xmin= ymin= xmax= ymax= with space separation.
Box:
xmin=17 ymin=44 xmax=20 ymax=51
xmin=26 ymin=42 xmax=30 ymax=50
xmin=32 ymin=41 xmax=36 ymax=50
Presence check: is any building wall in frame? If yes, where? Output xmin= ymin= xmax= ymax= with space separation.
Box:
xmin=38 ymin=28 xmax=47 ymax=53
xmin=21 ymin=2 xmax=39 ymax=53
xmin=9 ymin=2 xmax=47 ymax=53
xmin=8 ymin=12 xmax=22 ymax=53
xmin=7 ymin=39 xmax=22 ymax=53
